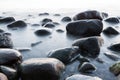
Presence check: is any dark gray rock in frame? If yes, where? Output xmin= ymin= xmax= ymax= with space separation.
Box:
xmin=0 ymin=73 xmax=8 ymax=80
xmin=105 ymin=17 xmax=119 ymax=23
xmin=72 ymin=36 xmax=103 ymax=58
xmin=34 ymin=28 xmax=52 ymax=36
xmin=108 ymin=43 xmax=120 ymax=52
xmin=0 ymin=49 xmax=22 ymax=66
xmin=0 ymin=66 xmax=18 ymax=80
xmin=0 ymin=34 xmax=13 ymax=48
xmin=0 ymin=17 xmax=15 ymax=23
xmin=41 ymin=18 xmax=52 ymax=26
xmin=101 ymin=12 xmax=108 ymax=18
xmin=78 ymin=62 xmax=96 ymax=73
xmin=31 ymin=24 xmax=40 ymax=26
xmin=44 ymin=22 xmax=55 ymax=28
xmin=73 ymin=10 xmax=103 ymax=21
xmin=53 ymin=14 xmax=61 ymax=16
xmin=103 ymin=27 xmax=119 ymax=35
xmin=77 ymin=56 xmax=90 ymax=63
xmin=7 ymin=20 xmax=27 ymax=28
xmin=48 ymin=47 xmax=79 ymax=65
xmin=61 ymin=16 xmax=72 ymax=22
xmin=52 ymin=22 xmax=60 ymax=25
xmin=0 ymin=29 xmax=4 ymax=33
xmin=56 ymin=29 xmax=64 ymax=33
xmin=39 ymin=12 xmax=49 ymax=16
xmin=20 ymin=58 xmax=65 ymax=80
xmin=66 ymin=19 xmax=103 ymax=37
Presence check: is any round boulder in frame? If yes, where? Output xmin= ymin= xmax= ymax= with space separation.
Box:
xmin=108 ymin=43 xmax=120 ymax=52
xmin=41 ymin=18 xmax=52 ymax=26
xmin=73 ymin=10 xmax=103 ymax=21
xmin=105 ymin=17 xmax=119 ymax=23
xmin=44 ymin=22 xmax=55 ymax=28
xmin=66 ymin=19 xmax=103 ymax=37
xmin=20 ymin=58 xmax=65 ymax=80
xmin=0 ymin=17 xmax=15 ymax=23
xmin=61 ymin=16 xmax=72 ymax=22
xmin=103 ymin=27 xmax=119 ymax=35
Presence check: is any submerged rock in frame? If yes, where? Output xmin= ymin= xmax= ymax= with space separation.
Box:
xmin=61 ymin=16 xmax=72 ymax=22
xmin=0 ymin=17 xmax=15 ymax=23
xmin=20 ymin=58 xmax=65 ymax=80
xmin=103 ymin=27 xmax=119 ymax=35
xmin=66 ymin=74 xmax=102 ymax=80
xmin=53 ymin=14 xmax=61 ymax=16
xmin=0 ymin=73 xmax=8 ymax=80
xmin=72 ymin=36 xmax=103 ymax=58
xmin=34 ymin=28 xmax=52 ymax=36
xmin=105 ymin=17 xmax=119 ymax=23
xmin=66 ymin=19 xmax=103 ymax=37
xmin=7 ymin=20 xmax=27 ymax=28
xmin=44 ymin=22 xmax=55 ymax=28
xmin=39 ymin=12 xmax=49 ymax=16
xmin=56 ymin=29 xmax=64 ymax=33
xmin=48 ymin=47 xmax=79 ymax=65
xmin=0 ymin=49 xmax=22 ymax=66
xmin=0 ymin=66 xmax=18 ymax=80
xmin=0 ymin=33 xmax=13 ymax=48
xmin=41 ymin=18 xmax=52 ymax=26
xmin=0 ymin=29 xmax=4 ymax=33
xmin=73 ymin=10 xmax=103 ymax=20
xmin=31 ymin=24 xmax=40 ymax=26
xmin=108 ymin=43 xmax=120 ymax=52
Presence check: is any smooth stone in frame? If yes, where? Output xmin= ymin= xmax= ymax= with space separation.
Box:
xmin=108 ymin=43 xmax=120 ymax=52
xmin=48 ymin=47 xmax=79 ymax=65
xmin=77 ymin=56 xmax=90 ymax=63
xmin=103 ymin=27 xmax=119 ymax=35
xmin=72 ymin=36 xmax=103 ymax=58
xmin=101 ymin=12 xmax=108 ymax=18
xmin=66 ymin=19 xmax=103 ymax=37
xmin=34 ymin=28 xmax=52 ymax=36
xmin=73 ymin=10 xmax=103 ymax=21
xmin=52 ymin=22 xmax=60 ymax=25
xmin=38 ymin=12 xmax=49 ymax=16
xmin=53 ymin=14 xmax=61 ymax=16
xmin=0 ymin=66 xmax=17 ymax=80
xmin=20 ymin=58 xmax=65 ymax=80
xmin=31 ymin=41 xmax=42 ymax=47
xmin=41 ymin=18 xmax=52 ymax=26
xmin=0 ymin=73 xmax=8 ymax=80
xmin=31 ymin=24 xmax=40 ymax=26
xmin=0 ymin=29 xmax=4 ymax=33
xmin=105 ymin=17 xmax=119 ymax=23
xmin=0 ymin=33 xmax=13 ymax=48
xmin=44 ymin=22 xmax=55 ymax=28
xmin=96 ymin=58 xmax=104 ymax=63
xmin=78 ymin=62 xmax=96 ymax=73
xmin=66 ymin=74 xmax=102 ymax=80
xmin=0 ymin=49 xmax=22 ymax=66
xmin=0 ymin=17 xmax=15 ymax=23
xmin=61 ymin=16 xmax=72 ymax=22
xmin=56 ymin=29 xmax=64 ymax=33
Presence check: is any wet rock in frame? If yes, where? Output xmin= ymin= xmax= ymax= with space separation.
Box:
xmin=0 ymin=73 xmax=8 ymax=80
xmin=31 ymin=24 xmax=40 ymax=26
xmin=15 ymin=47 xmax=31 ymax=52
xmin=0 ymin=33 xmax=13 ymax=48
xmin=54 ymin=14 xmax=61 ymax=16
xmin=109 ymin=61 xmax=120 ymax=76
xmin=66 ymin=19 xmax=103 ymax=37
xmin=78 ymin=62 xmax=96 ymax=73
xmin=7 ymin=20 xmax=27 ymax=28
xmin=0 ymin=66 xmax=18 ymax=80
xmin=0 ymin=29 xmax=4 ymax=33
xmin=77 ymin=56 xmax=90 ymax=63
xmin=48 ymin=47 xmax=79 ymax=65
xmin=105 ymin=17 xmax=119 ymax=23
xmin=31 ymin=41 xmax=42 ymax=47
xmin=34 ymin=28 xmax=52 ymax=36
xmin=103 ymin=27 xmax=119 ymax=35
xmin=0 ymin=17 xmax=15 ymax=23
xmin=96 ymin=58 xmax=104 ymax=63
xmin=108 ymin=43 xmax=120 ymax=52
xmin=104 ymin=52 xmax=120 ymax=61
xmin=41 ymin=18 xmax=52 ymax=26
xmin=61 ymin=16 xmax=72 ymax=22
xmin=101 ymin=12 xmax=108 ymax=18
xmin=73 ymin=10 xmax=103 ymax=21
xmin=56 ymin=29 xmax=64 ymax=33
xmin=20 ymin=58 xmax=65 ymax=80
xmin=0 ymin=49 xmax=22 ymax=66
xmin=72 ymin=36 xmax=103 ymax=58
xmin=39 ymin=12 xmax=49 ymax=16
xmin=44 ymin=22 xmax=55 ymax=28
xmin=66 ymin=74 xmax=102 ymax=80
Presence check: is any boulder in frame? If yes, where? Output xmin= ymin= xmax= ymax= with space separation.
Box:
xmin=0 ymin=17 xmax=15 ymax=23
xmin=20 ymin=58 xmax=65 ymax=80
xmin=108 ymin=43 xmax=120 ymax=52
xmin=103 ymin=27 xmax=119 ymax=35
xmin=101 ymin=12 xmax=108 ymax=18
xmin=0 ymin=73 xmax=8 ymax=80
xmin=61 ymin=16 xmax=72 ymax=22
xmin=0 ymin=33 xmax=13 ymax=48
xmin=73 ymin=10 xmax=103 ymax=21
xmin=48 ymin=47 xmax=79 ymax=65
xmin=66 ymin=19 xmax=103 ymax=37
xmin=41 ymin=18 xmax=52 ymax=26
xmin=66 ymin=74 xmax=102 ymax=80
xmin=0 ymin=49 xmax=22 ymax=66
xmin=44 ymin=22 xmax=55 ymax=28
xmin=72 ymin=36 xmax=103 ymax=58
xmin=39 ymin=12 xmax=49 ymax=16
xmin=105 ymin=17 xmax=119 ymax=23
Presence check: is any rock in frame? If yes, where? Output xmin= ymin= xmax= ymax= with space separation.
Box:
xmin=15 ymin=47 xmax=31 ymax=52
xmin=0 ymin=49 xmax=22 ymax=66
xmin=0 ymin=17 xmax=15 ymax=23
xmin=72 ymin=36 xmax=103 ymax=58
xmin=96 ymin=58 xmax=104 ymax=63
xmin=53 ymin=14 xmax=61 ymax=16
xmin=39 ymin=12 xmax=49 ymax=16
xmin=56 ymin=29 xmax=64 ymax=33
xmin=0 ymin=66 xmax=18 ymax=80
xmin=0 ymin=29 xmax=4 ymax=33
xmin=31 ymin=24 xmax=40 ymax=26
xmin=3 ymin=33 xmax=12 ymax=36
xmin=78 ymin=62 xmax=96 ymax=73
xmin=52 ymin=22 xmax=60 ymax=25
xmin=103 ymin=27 xmax=119 ymax=35
xmin=0 ymin=33 xmax=13 ymax=48
xmin=48 ymin=47 xmax=79 ymax=65
xmin=7 ymin=20 xmax=27 ymax=28
xmin=31 ymin=41 xmax=42 ymax=47
xmin=0 ymin=73 xmax=8 ymax=80
xmin=41 ymin=18 xmax=52 ymax=26
xmin=66 ymin=19 xmax=103 ymax=37
xmin=66 ymin=74 xmax=102 ymax=80
xmin=77 ymin=56 xmax=90 ymax=63
xmin=20 ymin=58 xmax=65 ymax=80
xmin=73 ymin=10 xmax=103 ymax=21
xmin=61 ymin=16 xmax=72 ymax=22
xmin=44 ymin=22 xmax=55 ymax=28
xmin=104 ymin=52 xmax=120 ymax=61
xmin=108 ymin=43 xmax=120 ymax=52
xmin=101 ymin=12 xmax=108 ymax=18
xmin=34 ymin=28 xmax=52 ymax=36
xmin=105 ymin=17 xmax=119 ymax=23
xmin=109 ymin=62 xmax=120 ymax=76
